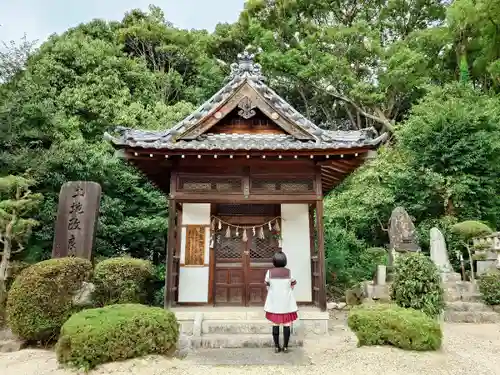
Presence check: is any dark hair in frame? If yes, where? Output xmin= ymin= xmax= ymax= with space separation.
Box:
xmin=272 ymin=251 xmax=287 ymax=268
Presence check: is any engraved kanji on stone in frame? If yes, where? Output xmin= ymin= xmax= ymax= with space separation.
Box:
xmin=69 ymin=200 xmax=84 ymax=215
xmin=72 ymin=186 xmax=85 ymax=198
xmin=68 ymin=217 xmax=81 ymax=231
xmin=52 ymin=181 xmax=102 ymax=260
xmin=68 ymin=234 xmax=76 ymax=253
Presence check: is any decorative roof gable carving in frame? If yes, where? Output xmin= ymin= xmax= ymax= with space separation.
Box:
xmin=174 ymin=51 xmax=317 ymax=141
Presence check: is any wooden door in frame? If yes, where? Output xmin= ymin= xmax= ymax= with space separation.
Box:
xmin=213 ymin=224 xmax=279 ymax=306
xmin=246 ymin=225 xmax=279 ymax=305
xmin=213 ymin=229 xmax=246 ymax=305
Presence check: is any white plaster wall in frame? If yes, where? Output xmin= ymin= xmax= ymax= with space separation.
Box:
xmin=281 ymin=204 xmax=312 ymax=302
xmin=178 ymin=203 xmax=211 ymax=303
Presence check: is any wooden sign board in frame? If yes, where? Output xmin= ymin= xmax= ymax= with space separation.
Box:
xmin=184 ymin=225 xmax=206 ymax=266
xmin=52 ymin=181 xmax=102 ymax=260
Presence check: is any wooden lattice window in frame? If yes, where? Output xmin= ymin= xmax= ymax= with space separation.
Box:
xmin=184 ymin=225 xmax=206 ymax=266
xmin=178 ymin=177 xmax=243 ymax=193
xmin=251 ymin=226 xmax=279 ymax=259
xmin=251 ymin=178 xmax=314 ymax=193
xmin=215 ymin=232 xmax=242 ymax=260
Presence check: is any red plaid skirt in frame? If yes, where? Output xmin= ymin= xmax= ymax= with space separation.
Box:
xmin=265 ymin=311 xmax=298 ymax=324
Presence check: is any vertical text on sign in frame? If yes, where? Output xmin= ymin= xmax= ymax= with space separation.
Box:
xmin=184 ymin=225 xmax=206 ymax=266
xmin=67 ymin=184 xmax=85 ymax=255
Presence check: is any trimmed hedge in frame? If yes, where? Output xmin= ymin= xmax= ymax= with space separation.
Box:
xmin=93 ymin=257 xmax=155 ymax=306
xmin=347 ymin=304 xmax=442 ymax=351
xmin=56 ymin=304 xmax=179 ymax=370
xmin=390 ymin=252 xmax=445 ymax=317
xmin=478 ymin=271 xmax=500 ymax=305
xmin=6 ymin=257 xmax=92 ymax=341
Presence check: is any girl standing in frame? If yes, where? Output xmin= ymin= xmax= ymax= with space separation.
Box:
xmin=264 ymin=251 xmax=298 ymax=353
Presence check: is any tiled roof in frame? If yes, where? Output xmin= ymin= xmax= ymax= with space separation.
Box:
xmin=104 ymin=51 xmax=387 ymax=151
xmin=105 ymin=129 xmax=387 ymax=151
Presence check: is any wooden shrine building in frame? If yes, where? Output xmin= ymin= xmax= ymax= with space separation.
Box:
xmin=105 ymin=51 xmax=386 ymax=311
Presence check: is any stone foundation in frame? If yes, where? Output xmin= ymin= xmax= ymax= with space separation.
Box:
xmin=171 ymin=306 xmax=328 ymax=349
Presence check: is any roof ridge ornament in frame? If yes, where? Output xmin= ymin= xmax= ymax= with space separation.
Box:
xmin=229 ymin=50 xmax=266 ymax=82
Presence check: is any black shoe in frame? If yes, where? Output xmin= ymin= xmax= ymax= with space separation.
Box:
xmin=282 ymin=347 xmax=289 ymax=353
xmin=275 ymin=346 xmax=282 ymax=353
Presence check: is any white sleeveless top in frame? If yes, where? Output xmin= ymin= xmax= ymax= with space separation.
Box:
xmin=264 ymin=267 xmax=298 ymax=314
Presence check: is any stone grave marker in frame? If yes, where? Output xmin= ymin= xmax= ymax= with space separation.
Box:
xmin=430 ymin=227 xmax=461 ymax=282
xmin=388 ymin=206 xmax=420 ymax=265
xmin=430 ymin=227 xmax=453 ymax=273
xmin=52 ymin=181 xmax=101 ymax=260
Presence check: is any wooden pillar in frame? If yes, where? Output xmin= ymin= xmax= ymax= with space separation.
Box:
xmin=308 ymin=204 xmax=316 ymax=304
xmin=164 ymin=198 xmax=176 ymax=308
xmin=315 ymin=198 xmax=327 ymax=311
xmin=314 ymin=164 xmax=327 ymax=311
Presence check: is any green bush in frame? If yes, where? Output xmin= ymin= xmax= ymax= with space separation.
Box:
xmin=6 ymin=257 xmax=93 ymax=341
xmin=390 ymin=252 xmax=445 ymax=317
xmin=56 ymin=304 xmax=179 ymax=370
xmin=347 ymin=304 xmax=442 ymax=351
xmin=93 ymin=257 xmax=155 ymax=306
xmin=478 ymin=271 xmax=500 ymax=305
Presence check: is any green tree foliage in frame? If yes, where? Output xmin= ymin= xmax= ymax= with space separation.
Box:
xmin=451 ymin=220 xmax=493 ymax=279
xmin=326 ymin=84 xmax=500 ymax=260
xmin=0 ymin=175 xmax=42 ymax=313
xmin=0 ymin=8 xmax=204 ymax=262
xmin=236 ymin=0 xmax=449 ymax=133
xmin=451 ymin=221 xmax=493 ymax=240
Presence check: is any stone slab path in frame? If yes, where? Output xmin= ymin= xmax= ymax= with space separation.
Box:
xmin=2 ymin=323 xmax=500 ymax=375
xmin=185 ymin=348 xmax=311 ymax=366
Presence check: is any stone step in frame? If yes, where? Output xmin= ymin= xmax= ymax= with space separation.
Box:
xmin=444 ymin=311 xmax=500 ymax=323
xmin=202 ymin=320 xmax=271 ymax=334
xmin=174 ymin=308 xmax=328 ymax=321
xmin=189 ymin=334 xmax=304 ymax=349
xmin=445 ymin=294 xmax=481 ymax=302
xmin=446 ymin=301 xmax=492 ymax=312
xmin=444 ymin=281 xmax=480 ymax=302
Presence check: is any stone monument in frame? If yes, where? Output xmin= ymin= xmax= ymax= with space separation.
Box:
xmin=388 ymin=206 xmax=420 ymax=265
xmin=430 ymin=227 xmax=460 ymax=282
xmin=52 ymin=181 xmax=101 ymax=260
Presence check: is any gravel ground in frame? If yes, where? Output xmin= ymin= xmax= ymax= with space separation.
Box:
xmin=2 ymin=323 xmax=500 ymax=375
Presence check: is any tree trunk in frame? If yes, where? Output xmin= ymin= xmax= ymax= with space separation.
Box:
xmin=0 ymin=222 xmax=13 ymax=308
